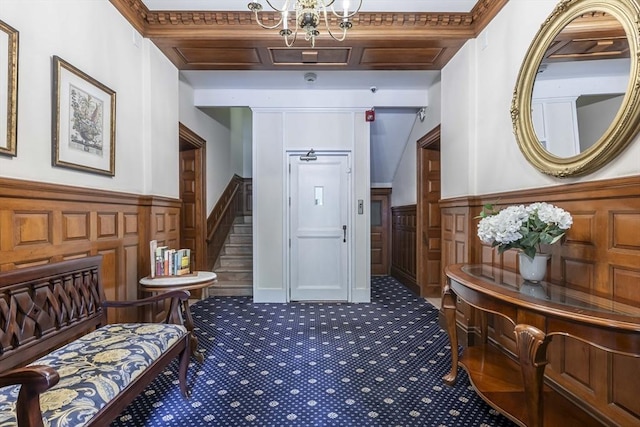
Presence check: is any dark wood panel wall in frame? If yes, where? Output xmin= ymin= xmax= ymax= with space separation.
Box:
xmin=0 ymin=177 xmax=181 ymax=324
xmin=390 ymin=204 xmax=418 ymax=294
xmin=440 ymin=175 xmax=640 ymax=426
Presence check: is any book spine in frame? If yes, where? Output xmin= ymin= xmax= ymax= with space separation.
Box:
xmin=150 ymin=246 xmax=193 ymax=277
xmin=149 ymin=240 xmax=157 ymax=278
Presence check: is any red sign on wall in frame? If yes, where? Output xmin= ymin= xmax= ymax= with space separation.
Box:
xmin=365 ymin=110 xmax=375 ymax=122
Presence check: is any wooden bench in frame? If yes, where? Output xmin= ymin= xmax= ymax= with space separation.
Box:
xmin=0 ymin=256 xmax=192 ymax=427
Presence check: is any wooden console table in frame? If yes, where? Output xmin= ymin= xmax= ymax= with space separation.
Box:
xmin=443 ymin=264 xmax=640 ymax=427
xmin=139 ymin=271 xmax=217 ymax=362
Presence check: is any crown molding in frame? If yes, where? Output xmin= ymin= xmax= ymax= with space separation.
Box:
xmin=110 ymin=0 xmax=507 ymax=35
xmin=109 ymin=0 xmax=509 ymax=69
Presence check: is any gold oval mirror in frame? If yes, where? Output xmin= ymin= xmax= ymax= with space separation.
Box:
xmin=511 ymin=0 xmax=640 ymax=177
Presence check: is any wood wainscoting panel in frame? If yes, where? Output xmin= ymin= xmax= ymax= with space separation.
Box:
xmin=613 ymin=266 xmax=640 ymax=304
xmin=612 ymin=354 xmax=640 ymax=419
xmin=155 ymin=212 xmax=166 ymax=233
xmin=142 ymin=199 xmax=181 ymax=322
xmin=0 ymin=178 xmax=181 ymax=324
xmin=13 ymin=211 xmax=51 ymax=246
xmin=566 ymin=340 xmax=595 ymax=389
xmin=124 ymin=213 xmax=138 ymax=235
xmin=123 ymin=243 xmax=141 ymax=322
xmin=564 ymin=211 xmax=596 ymax=245
xmin=62 ymin=212 xmax=90 ymax=241
xmin=62 ymin=251 xmax=91 ymax=261
xmin=168 ymin=211 xmax=178 ymax=234
xmin=97 ymin=212 xmax=118 ymax=239
xmin=439 ymin=175 xmax=640 ymax=426
xmin=611 ymin=211 xmax=640 ymax=253
xmin=99 ymin=247 xmax=119 ymax=317
xmin=563 ymin=259 xmax=596 ymax=291
xmin=390 ymin=204 xmax=418 ymax=294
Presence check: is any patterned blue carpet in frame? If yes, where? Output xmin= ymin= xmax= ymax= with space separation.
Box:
xmin=112 ymin=276 xmax=515 ymax=426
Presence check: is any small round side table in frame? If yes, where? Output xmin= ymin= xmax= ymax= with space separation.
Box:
xmin=139 ymin=271 xmax=217 ymax=362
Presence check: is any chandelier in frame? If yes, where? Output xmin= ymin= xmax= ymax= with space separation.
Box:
xmin=247 ymin=0 xmax=363 ymax=47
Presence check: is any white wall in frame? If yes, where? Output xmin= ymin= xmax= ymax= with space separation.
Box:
xmin=148 ymin=44 xmax=179 ymax=197
xmin=252 ymin=109 xmax=370 ymax=303
xmin=577 ymin=95 xmax=625 ymax=151
xmin=196 ymin=86 xmax=426 ymax=303
xmin=391 ymin=79 xmax=442 ymax=207
xmin=229 ymin=107 xmax=253 ymax=179
xmin=241 ymin=108 xmax=253 ymax=178
xmin=442 ymin=40 xmax=476 ymax=198
xmin=0 ymin=0 xmax=178 ymax=197
xmin=178 ymin=80 xmax=233 ymax=214
xmin=441 ymin=0 xmax=640 ymax=198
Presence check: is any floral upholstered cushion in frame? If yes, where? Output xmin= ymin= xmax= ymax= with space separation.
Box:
xmin=0 ymin=323 xmax=187 ymax=427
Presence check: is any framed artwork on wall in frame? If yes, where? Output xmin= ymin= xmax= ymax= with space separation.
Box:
xmin=52 ymin=55 xmax=116 ymax=176
xmin=0 ymin=19 xmax=18 ymax=157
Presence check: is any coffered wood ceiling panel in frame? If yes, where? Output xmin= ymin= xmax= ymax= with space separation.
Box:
xmin=110 ymin=0 xmax=508 ymax=70
xmin=543 ymin=11 xmax=630 ymax=63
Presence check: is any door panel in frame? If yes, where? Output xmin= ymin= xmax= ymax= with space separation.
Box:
xmin=178 ymin=123 xmax=206 ymax=274
xmin=417 ymin=126 xmax=442 ymax=297
xmin=371 ymin=188 xmax=391 ymax=275
xmin=289 ymin=154 xmax=349 ymax=301
xmin=180 ymin=149 xmax=198 ymax=266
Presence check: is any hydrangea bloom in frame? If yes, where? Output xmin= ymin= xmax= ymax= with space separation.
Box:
xmin=477 ymin=202 xmax=572 ymax=259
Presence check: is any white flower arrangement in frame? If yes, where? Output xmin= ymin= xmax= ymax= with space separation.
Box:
xmin=477 ymin=202 xmax=573 ymax=259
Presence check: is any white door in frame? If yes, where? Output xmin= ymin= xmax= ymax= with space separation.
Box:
xmin=289 ymin=152 xmax=350 ymax=301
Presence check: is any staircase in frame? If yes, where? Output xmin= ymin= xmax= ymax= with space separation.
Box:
xmin=210 ymin=215 xmax=253 ymax=296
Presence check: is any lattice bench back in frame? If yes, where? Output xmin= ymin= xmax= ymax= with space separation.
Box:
xmin=0 ymin=256 xmax=107 ymax=371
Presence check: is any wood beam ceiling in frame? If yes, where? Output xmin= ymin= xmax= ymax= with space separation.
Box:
xmin=110 ymin=0 xmax=508 ymax=70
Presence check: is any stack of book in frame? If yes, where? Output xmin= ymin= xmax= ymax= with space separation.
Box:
xmin=149 ymin=240 xmax=191 ymax=278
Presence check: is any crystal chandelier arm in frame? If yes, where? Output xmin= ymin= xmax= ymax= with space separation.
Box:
xmin=250 ymin=0 xmax=360 ymax=47
xmin=321 ymin=6 xmax=348 ymax=42
xmin=249 ymin=1 xmax=290 ymax=30
xmin=264 ymin=0 xmax=291 ymax=12
xmin=250 ymin=9 xmax=286 ymax=30
xmin=329 ymin=0 xmax=362 ymax=19
xmin=282 ymin=28 xmax=298 ymax=47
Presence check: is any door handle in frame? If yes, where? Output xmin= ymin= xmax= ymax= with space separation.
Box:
xmin=343 ymin=225 xmax=347 ymax=242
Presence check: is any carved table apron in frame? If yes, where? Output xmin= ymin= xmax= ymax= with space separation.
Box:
xmin=443 ymin=263 xmax=640 ymax=427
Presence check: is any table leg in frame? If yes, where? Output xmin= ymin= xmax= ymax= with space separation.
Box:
xmin=514 ymin=324 xmax=551 ymax=427
xmin=181 ymin=300 xmax=205 ymax=363
xmin=480 ymin=311 xmax=488 ymax=344
xmin=442 ymin=282 xmax=459 ymax=385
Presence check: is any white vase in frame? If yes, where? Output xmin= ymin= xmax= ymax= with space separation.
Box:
xmin=518 ymin=253 xmax=549 ymax=282
xmin=519 ymin=281 xmax=548 ymax=299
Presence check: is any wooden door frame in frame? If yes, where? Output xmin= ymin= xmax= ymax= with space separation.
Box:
xmin=416 ymin=125 xmax=441 ymax=297
xmin=179 ymin=122 xmax=207 ymax=271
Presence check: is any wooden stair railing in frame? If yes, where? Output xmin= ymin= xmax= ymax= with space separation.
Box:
xmin=206 ymin=175 xmax=246 ymax=272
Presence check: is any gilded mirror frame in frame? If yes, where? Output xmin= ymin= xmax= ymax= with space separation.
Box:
xmin=511 ymin=0 xmax=640 ymax=177
xmin=0 ymin=19 xmax=18 ymax=157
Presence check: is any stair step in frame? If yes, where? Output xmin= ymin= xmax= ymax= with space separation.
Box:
xmin=224 ymin=244 xmax=252 ymax=255
xmin=232 ymin=223 xmax=252 ymax=234
xmin=208 ymin=280 xmax=252 ymax=297
xmin=219 ymin=255 xmax=252 ymax=268
xmin=215 ymin=268 xmax=253 ymax=282
xmin=212 ymin=215 xmax=253 ymax=296
xmin=229 ymin=234 xmax=252 ymax=244
xmin=233 ymin=216 xmax=252 ymax=223
xmin=212 ymin=279 xmax=253 ymax=288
